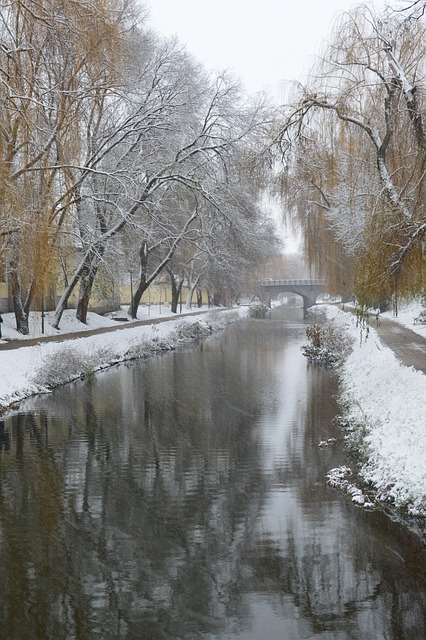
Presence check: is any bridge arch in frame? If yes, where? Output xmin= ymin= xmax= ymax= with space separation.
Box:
xmin=258 ymin=279 xmax=327 ymax=315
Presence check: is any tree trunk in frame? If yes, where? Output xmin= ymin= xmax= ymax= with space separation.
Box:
xmin=76 ymin=210 xmax=107 ymax=324
xmin=9 ymin=260 xmax=29 ymax=335
xmin=54 ymin=206 xmax=108 ymax=328
xmin=76 ymin=248 xmax=104 ymax=324
xmin=129 ymin=279 xmax=149 ymax=319
xmin=185 ymin=286 xmax=194 ymax=309
xmin=185 ymin=274 xmax=200 ymax=309
xmin=76 ymin=271 xmax=95 ymax=324
xmin=53 ymin=251 xmax=92 ymax=328
xmin=53 ymin=275 xmax=79 ymax=329
xmin=171 ymin=289 xmax=179 ymax=313
xmin=196 ymin=288 xmax=203 ymax=308
xmin=129 ymin=240 xmax=149 ymax=319
xmin=167 ymin=268 xmax=184 ymax=314
xmin=129 ymin=209 xmax=198 ymax=319
xmin=52 ymin=257 xmax=90 ymax=329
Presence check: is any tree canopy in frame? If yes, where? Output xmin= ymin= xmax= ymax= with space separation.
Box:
xmin=0 ymin=0 xmax=281 ymax=333
xmin=276 ymin=3 xmax=426 ymax=309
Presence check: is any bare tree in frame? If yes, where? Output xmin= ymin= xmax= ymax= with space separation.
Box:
xmin=1 ymin=2 xmax=280 ymax=332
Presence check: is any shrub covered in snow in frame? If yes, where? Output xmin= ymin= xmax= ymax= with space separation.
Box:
xmin=248 ymin=303 xmax=269 ymax=318
xmin=173 ymin=320 xmax=213 ymax=342
xmin=33 ymin=344 xmax=118 ymax=388
xmin=302 ymin=321 xmax=354 ymax=367
xmin=326 ymin=466 xmax=376 ymax=509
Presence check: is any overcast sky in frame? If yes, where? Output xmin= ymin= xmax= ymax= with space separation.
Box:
xmin=146 ymin=0 xmax=385 ymax=100
xmin=145 ymin=0 xmax=385 ymax=251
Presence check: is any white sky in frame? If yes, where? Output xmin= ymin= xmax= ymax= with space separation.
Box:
xmin=145 ymin=0 xmax=384 ymax=250
xmin=145 ymin=0 xmax=384 ymax=99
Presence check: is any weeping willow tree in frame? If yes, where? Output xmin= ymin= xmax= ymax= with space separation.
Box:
xmin=278 ymin=117 xmax=359 ymax=295
xmin=277 ymin=4 xmax=426 ymax=310
xmin=0 ymin=0 xmax=136 ymax=332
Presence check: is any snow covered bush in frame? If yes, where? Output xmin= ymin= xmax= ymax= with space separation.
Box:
xmin=33 ymin=345 xmax=117 ymax=388
xmin=302 ymin=321 xmax=354 ymax=367
xmin=415 ymin=309 xmax=426 ymax=324
xmin=248 ymin=303 xmax=269 ymax=318
xmin=208 ymin=310 xmax=241 ymax=328
xmin=125 ymin=337 xmax=174 ymax=360
xmin=173 ymin=320 xmax=212 ymax=342
xmin=326 ymin=466 xmax=376 ymax=509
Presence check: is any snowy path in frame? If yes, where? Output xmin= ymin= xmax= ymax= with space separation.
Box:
xmin=0 ymin=308 xmax=218 ymax=351
xmin=373 ymin=316 xmax=426 ymax=374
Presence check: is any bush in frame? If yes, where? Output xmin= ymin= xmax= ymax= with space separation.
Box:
xmin=248 ymin=303 xmax=269 ymax=318
xmin=34 ymin=344 xmax=117 ymax=388
xmin=173 ymin=320 xmax=212 ymax=342
xmin=302 ymin=321 xmax=354 ymax=367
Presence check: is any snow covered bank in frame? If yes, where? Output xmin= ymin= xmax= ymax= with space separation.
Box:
xmin=321 ymin=305 xmax=426 ymax=523
xmin=0 ymin=307 xmax=246 ymax=412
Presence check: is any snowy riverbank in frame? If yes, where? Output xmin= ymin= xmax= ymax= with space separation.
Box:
xmin=321 ymin=302 xmax=426 ymax=527
xmin=0 ymin=306 xmax=247 ymax=412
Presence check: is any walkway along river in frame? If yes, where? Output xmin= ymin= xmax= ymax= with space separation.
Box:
xmin=0 ymin=306 xmax=425 ymax=639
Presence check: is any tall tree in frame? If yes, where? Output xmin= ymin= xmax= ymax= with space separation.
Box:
xmin=276 ymin=5 xmax=426 ymax=307
xmin=0 ymin=0 xmax=137 ymax=332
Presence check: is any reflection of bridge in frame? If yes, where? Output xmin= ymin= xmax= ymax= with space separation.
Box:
xmin=259 ymin=279 xmax=327 ymax=314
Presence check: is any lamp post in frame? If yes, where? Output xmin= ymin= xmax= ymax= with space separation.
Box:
xmin=41 ymin=294 xmax=45 ymax=335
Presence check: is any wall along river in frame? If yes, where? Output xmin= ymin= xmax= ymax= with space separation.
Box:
xmin=0 ymin=305 xmax=425 ymax=639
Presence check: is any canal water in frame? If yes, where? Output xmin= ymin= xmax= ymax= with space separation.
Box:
xmin=0 ymin=306 xmax=425 ymax=639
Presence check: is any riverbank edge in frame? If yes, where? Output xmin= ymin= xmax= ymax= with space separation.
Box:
xmin=316 ymin=306 xmax=426 ymax=543
xmin=325 ymin=421 xmax=426 ymax=543
xmin=0 ymin=308 xmax=247 ymax=416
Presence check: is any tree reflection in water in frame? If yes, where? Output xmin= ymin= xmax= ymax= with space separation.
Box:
xmin=0 ymin=309 xmax=425 ymax=639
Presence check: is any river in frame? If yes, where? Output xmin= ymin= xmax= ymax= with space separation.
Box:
xmin=0 ymin=306 xmax=425 ymax=639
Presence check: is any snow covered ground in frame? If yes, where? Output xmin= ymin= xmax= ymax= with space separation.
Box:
xmin=1 ymin=299 xmax=425 ymax=525
xmin=323 ymin=301 xmax=426 ymax=522
xmin=0 ymin=305 xmax=246 ymax=411
xmin=0 ymin=303 xmax=204 ymax=342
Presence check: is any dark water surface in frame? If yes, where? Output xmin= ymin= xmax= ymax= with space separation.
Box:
xmin=0 ymin=307 xmax=425 ymax=639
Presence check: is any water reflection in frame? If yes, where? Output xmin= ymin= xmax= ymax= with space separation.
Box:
xmin=0 ymin=307 xmax=425 ymax=639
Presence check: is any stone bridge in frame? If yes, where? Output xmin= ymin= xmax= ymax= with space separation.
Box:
xmin=258 ymin=279 xmax=327 ymax=314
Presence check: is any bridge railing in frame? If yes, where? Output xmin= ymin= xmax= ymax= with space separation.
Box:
xmin=259 ymin=279 xmax=326 ymax=286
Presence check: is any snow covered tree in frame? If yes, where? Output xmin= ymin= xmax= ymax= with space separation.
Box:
xmin=276 ymin=5 xmax=426 ymax=307
xmin=0 ymin=1 xmax=280 ymax=331
xmin=52 ymin=31 xmax=278 ymax=325
xmin=0 ymin=0 xmax=138 ymax=332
